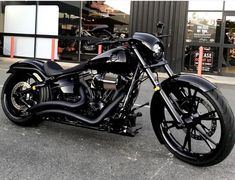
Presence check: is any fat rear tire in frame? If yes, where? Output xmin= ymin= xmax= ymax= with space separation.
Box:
xmin=1 ymin=73 xmax=48 ymax=126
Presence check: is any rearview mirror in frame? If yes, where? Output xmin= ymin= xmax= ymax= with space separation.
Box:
xmin=156 ymin=21 xmax=164 ymax=36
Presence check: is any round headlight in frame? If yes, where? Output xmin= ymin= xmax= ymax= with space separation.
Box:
xmin=153 ymin=44 xmax=161 ymax=54
xmin=152 ymin=44 xmax=162 ymax=59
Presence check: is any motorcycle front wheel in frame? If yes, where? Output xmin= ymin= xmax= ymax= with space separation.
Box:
xmin=151 ymin=84 xmax=235 ymax=166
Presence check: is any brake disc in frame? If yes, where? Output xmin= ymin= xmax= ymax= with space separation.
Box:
xmin=11 ymin=81 xmax=31 ymax=111
xmin=190 ymin=97 xmax=217 ymax=140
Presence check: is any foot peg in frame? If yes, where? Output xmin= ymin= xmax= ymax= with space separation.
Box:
xmin=128 ymin=112 xmax=142 ymax=118
xmin=132 ymin=102 xmax=149 ymax=112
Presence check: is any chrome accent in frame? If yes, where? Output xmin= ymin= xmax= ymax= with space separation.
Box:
xmin=93 ymin=73 xmax=118 ymax=90
xmin=164 ymin=63 xmax=175 ymax=77
xmin=33 ymin=73 xmax=43 ymax=82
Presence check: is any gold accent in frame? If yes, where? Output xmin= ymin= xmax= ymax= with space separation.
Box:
xmin=154 ymin=86 xmax=160 ymax=91
xmin=32 ymin=86 xmax=36 ymax=91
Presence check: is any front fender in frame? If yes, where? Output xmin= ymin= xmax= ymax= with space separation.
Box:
xmin=7 ymin=59 xmax=47 ymax=80
xmin=161 ymin=74 xmax=216 ymax=92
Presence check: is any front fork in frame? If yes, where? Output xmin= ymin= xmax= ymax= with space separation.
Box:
xmin=132 ymin=46 xmax=185 ymax=126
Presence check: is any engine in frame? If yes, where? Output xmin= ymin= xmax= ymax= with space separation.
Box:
xmin=79 ymin=72 xmax=128 ymax=117
xmin=52 ymin=71 xmax=129 ymax=118
xmin=92 ymin=73 xmax=120 ymax=90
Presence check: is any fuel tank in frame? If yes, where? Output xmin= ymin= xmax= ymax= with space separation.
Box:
xmin=88 ymin=46 xmax=135 ymax=73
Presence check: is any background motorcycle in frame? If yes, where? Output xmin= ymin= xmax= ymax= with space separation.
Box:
xmin=1 ymin=23 xmax=235 ymax=166
xmin=61 ymin=24 xmax=116 ymax=54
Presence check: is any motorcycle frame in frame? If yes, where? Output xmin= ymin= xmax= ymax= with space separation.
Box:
xmin=21 ymin=45 xmax=186 ymax=127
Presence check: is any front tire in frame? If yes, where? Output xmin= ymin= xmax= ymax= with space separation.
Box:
xmin=151 ymin=84 xmax=235 ymax=166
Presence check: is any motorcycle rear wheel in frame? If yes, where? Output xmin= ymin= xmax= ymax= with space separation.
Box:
xmin=151 ymin=84 xmax=235 ymax=166
xmin=1 ymin=73 xmax=48 ymax=126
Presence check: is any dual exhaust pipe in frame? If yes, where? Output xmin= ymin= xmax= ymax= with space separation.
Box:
xmin=29 ymin=88 xmax=125 ymax=126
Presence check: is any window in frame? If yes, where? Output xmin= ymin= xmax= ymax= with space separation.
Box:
xmin=3 ymin=5 xmax=36 ymax=57
xmin=80 ymin=1 xmax=130 ymax=58
xmin=186 ymin=12 xmax=222 ymax=43
xmin=57 ymin=1 xmax=131 ymax=61
xmin=188 ymin=0 xmax=223 ymax=11
xmin=225 ymin=0 xmax=235 ymax=11
xmin=184 ymin=46 xmax=219 ymax=72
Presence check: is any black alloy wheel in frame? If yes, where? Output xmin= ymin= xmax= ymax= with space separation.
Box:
xmin=1 ymin=73 xmax=46 ymax=126
xmin=151 ymin=84 xmax=235 ymax=166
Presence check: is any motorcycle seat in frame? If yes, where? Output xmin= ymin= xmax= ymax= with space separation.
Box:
xmin=44 ymin=61 xmax=64 ymax=76
xmin=44 ymin=61 xmax=87 ymax=76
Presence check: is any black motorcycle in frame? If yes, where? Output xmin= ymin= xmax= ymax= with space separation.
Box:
xmin=1 ymin=25 xmax=235 ymax=166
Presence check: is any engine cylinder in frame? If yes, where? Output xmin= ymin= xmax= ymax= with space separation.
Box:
xmin=93 ymin=73 xmax=118 ymax=90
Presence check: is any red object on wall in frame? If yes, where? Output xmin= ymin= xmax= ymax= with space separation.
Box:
xmin=51 ymin=38 xmax=55 ymax=61
xmin=98 ymin=45 xmax=102 ymax=54
xmin=197 ymin=46 xmax=203 ymax=76
xmin=10 ymin=36 xmax=15 ymax=59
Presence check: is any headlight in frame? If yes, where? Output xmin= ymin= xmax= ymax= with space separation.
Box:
xmin=153 ymin=44 xmax=161 ymax=53
xmin=152 ymin=43 xmax=162 ymax=59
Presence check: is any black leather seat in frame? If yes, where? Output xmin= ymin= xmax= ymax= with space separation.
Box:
xmin=44 ymin=61 xmax=64 ymax=76
xmin=44 ymin=61 xmax=87 ymax=76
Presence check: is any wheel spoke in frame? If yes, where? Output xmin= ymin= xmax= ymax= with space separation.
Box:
xmin=192 ymin=89 xmax=197 ymax=98
xmin=198 ymin=111 xmax=216 ymax=120
xmin=195 ymin=99 xmax=200 ymax=109
xmin=163 ymin=121 xmax=176 ymax=130
xmin=203 ymin=117 xmax=220 ymax=121
xmin=164 ymin=121 xmax=175 ymax=124
xmin=188 ymin=87 xmax=192 ymax=97
xmin=180 ymin=87 xmax=187 ymax=97
xmin=195 ymin=126 xmax=217 ymax=146
xmin=166 ymin=124 xmax=175 ymax=130
xmin=200 ymin=123 xmax=210 ymax=133
xmin=188 ymin=129 xmax=192 ymax=152
xmin=194 ymin=127 xmax=214 ymax=150
xmin=200 ymin=134 xmax=214 ymax=150
xmin=191 ymin=90 xmax=198 ymax=106
xmin=182 ymin=128 xmax=192 ymax=151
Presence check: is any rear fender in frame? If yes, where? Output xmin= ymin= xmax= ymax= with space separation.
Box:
xmin=7 ymin=59 xmax=47 ymax=81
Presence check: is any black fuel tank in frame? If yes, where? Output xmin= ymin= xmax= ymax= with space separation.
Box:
xmin=88 ymin=47 xmax=134 ymax=73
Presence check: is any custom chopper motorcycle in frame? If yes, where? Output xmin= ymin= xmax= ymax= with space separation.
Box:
xmin=1 ymin=23 xmax=235 ymax=167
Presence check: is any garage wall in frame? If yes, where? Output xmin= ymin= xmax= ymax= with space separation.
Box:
xmin=129 ymin=1 xmax=188 ymax=73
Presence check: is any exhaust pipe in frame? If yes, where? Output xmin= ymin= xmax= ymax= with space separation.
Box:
xmin=29 ymin=87 xmax=86 ymax=112
xmin=35 ymin=92 xmax=125 ymax=125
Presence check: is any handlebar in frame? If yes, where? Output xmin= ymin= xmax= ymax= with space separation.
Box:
xmin=86 ymin=38 xmax=130 ymax=46
xmin=96 ymin=38 xmax=130 ymax=46
xmin=87 ymin=34 xmax=170 ymax=46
